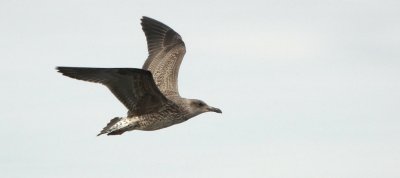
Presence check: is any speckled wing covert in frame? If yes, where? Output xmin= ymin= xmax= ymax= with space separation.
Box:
xmin=56 ymin=67 xmax=170 ymax=116
xmin=141 ymin=16 xmax=186 ymax=97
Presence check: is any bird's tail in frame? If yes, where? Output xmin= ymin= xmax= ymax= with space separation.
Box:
xmin=97 ymin=117 xmax=123 ymax=136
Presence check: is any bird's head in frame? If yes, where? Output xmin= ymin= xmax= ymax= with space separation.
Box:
xmin=187 ymin=99 xmax=222 ymax=115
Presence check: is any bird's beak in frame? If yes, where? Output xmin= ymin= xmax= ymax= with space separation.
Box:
xmin=208 ymin=107 xmax=222 ymax=114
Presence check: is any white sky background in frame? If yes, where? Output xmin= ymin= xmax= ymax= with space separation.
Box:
xmin=1 ymin=0 xmax=400 ymax=177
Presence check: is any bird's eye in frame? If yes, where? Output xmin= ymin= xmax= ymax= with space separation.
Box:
xmin=198 ymin=102 xmax=204 ymax=107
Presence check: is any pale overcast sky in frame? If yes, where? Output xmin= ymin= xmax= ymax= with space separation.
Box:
xmin=1 ymin=0 xmax=399 ymax=177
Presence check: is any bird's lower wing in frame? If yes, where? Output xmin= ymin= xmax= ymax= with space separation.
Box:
xmin=56 ymin=67 xmax=170 ymax=115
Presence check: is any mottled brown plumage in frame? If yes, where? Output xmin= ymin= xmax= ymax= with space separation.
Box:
xmin=57 ymin=16 xmax=221 ymax=136
xmin=141 ymin=16 xmax=186 ymax=96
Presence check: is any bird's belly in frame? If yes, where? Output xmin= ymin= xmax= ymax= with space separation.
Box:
xmin=135 ymin=116 xmax=188 ymax=131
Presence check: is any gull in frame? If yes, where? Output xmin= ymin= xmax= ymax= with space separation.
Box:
xmin=57 ymin=16 xmax=222 ymax=136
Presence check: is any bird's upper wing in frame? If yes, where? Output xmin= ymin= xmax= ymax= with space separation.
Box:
xmin=56 ymin=67 xmax=171 ymax=116
xmin=141 ymin=16 xmax=186 ymax=97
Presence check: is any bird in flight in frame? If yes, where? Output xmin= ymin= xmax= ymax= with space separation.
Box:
xmin=57 ymin=16 xmax=222 ymax=136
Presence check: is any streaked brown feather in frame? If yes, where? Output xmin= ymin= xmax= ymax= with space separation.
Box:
xmin=141 ymin=16 xmax=186 ymax=96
